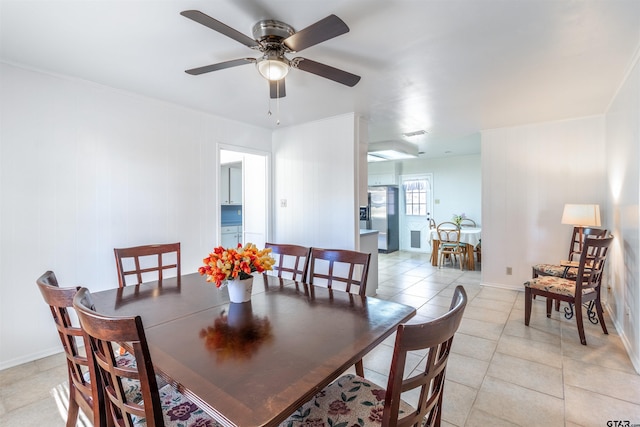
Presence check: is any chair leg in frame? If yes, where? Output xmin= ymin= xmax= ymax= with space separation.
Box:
xmin=524 ymin=288 xmax=532 ymax=326
xmin=355 ymin=359 xmax=364 ymax=377
xmin=575 ymin=302 xmax=587 ymax=345
xmin=546 ymin=297 xmax=553 ymax=318
xmin=66 ymin=388 xmax=80 ymax=427
xmin=555 ymin=299 xmax=560 ymax=311
xmin=594 ymin=298 xmax=609 ymax=335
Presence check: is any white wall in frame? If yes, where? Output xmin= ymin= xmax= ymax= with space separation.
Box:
xmin=0 ymin=63 xmax=271 ymax=369
xmin=605 ymin=48 xmax=640 ymax=372
xmin=400 ymin=154 xmax=482 ymax=226
xmin=271 ymin=114 xmax=360 ymax=249
xmin=480 ymin=116 xmax=607 ymax=289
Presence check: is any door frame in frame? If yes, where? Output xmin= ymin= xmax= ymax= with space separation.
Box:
xmin=217 ymin=143 xmax=272 ymax=247
xmin=398 ymin=173 xmax=434 ymax=253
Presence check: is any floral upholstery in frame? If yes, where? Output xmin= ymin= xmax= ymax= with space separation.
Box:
xmin=524 ymin=276 xmax=595 ymax=298
xmin=133 ymin=384 xmax=222 ymax=427
xmin=83 ymin=352 xmax=166 ymax=403
xmin=280 ymin=374 xmax=420 ymax=427
xmin=532 ymin=263 xmax=577 ymax=279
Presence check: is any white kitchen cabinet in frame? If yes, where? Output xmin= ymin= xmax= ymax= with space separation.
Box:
xmin=221 ymin=225 xmax=242 ymax=248
xmin=368 ymin=173 xmax=396 ymax=186
xmin=221 ymin=163 xmax=242 ymax=205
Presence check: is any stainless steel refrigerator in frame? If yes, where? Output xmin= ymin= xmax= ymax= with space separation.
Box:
xmin=368 ymin=186 xmax=399 ymax=253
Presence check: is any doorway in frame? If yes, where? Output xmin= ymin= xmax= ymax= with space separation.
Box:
xmin=219 ymin=146 xmax=270 ymax=248
xmin=398 ymin=173 xmax=433 ymax=252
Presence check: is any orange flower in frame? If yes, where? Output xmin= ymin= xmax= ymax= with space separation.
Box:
xmin=199 ymin=243 xmax=275 ymax=288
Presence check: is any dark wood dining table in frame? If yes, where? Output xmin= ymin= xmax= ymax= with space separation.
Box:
xmin=91 ymin=272 xmax=416 ymax=427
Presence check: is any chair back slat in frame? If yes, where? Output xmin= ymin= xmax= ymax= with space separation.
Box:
xmin=74 ymin=287 xmax=164 ymax=427
xmin=114 ymin=242 xmax=181 ymax=287
xmin=36 ymin=271 xmax=105 ymax=426
xmin=575 ymin=236 xmax=612 ymax=298
xmin=382 ymin=286 xmax=467 ymax=427
xmin=308 ymin=248 xmax=371 ymax=296
xmin=265 ymin=243 xmax=311 ymax=282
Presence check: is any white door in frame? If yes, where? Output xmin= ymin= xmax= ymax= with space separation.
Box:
xmin=399 ymin=174 xmax=433 ymax=252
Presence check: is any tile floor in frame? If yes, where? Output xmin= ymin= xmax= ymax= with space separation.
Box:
xmin=2 ymin=250 xmax=639 ymax=426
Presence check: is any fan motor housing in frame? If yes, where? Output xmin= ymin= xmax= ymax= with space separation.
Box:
xmin=252 ymin=20 xmax=295 ymax=43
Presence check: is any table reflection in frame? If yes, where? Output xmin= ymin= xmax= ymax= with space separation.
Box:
xmin=199 ymin=301 xmax=273 ymax=361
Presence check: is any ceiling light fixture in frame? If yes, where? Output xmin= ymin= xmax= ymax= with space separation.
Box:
xmin=402 ymin=130 xmax=427 ymax=137
xmin=256 ymin=51 xmax=290 ymax=81
xmin=368 ymin=140 xmax=418 ymax=161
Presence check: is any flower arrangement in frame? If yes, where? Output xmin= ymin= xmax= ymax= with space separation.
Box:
xmin=452 ymin=213 xmax=466 ymax=226
xmin=198 ymin=243 xmax=275 ymax=287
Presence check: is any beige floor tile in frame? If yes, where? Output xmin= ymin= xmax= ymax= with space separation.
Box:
xmin=487 ymin=352 xmax=564 ymax=398
xmin=361 ymin=343 xmax=424 ymax=378
xmin=389 ymin=293 xmax=430 ymax=309
xmin=441 ymin=379 xmax=477 ymax=426
xmin=0 ymin=399 xmax=6 ymax=416
xmin=563 ymin=357 xmax=640 ymax=405
xmin=0 ymin=364 xmax=68 ymax=412
xmin=426 ymin=294 xmax=457 ymax=308
xmin=462 ymin=305 xmax=511 ymax=324
xmin=561 ymin=329 xmax=637 ymax=374
xmin=465 ymin=407 xmax=520 ymax=427
xmin=445 ymin=352 xmax=489 ymax=389
xmin=401 ymin=283 xmax=442 ymax=299
xmin=565 ymin=384 xmax=640 ymax=426
xmin=474 ymin=376 xmax=564 ymax=426
xmin=502 ymin=312 xmax=562 ymax=345
xmin=495 ymin=334 xmax=563 ymax=369
xmin=416 ymin=302 xmax=451 ymax=319
xmin=476 ymin=287 xmax=518 ymax=303
xmin=451 ymin=332 xmax=497 ymax=362
xmin=469 ymin=296 xmax=515 ymax=313
xmin=0 ymin=396 xmax=65 ymax=427
xmin=458 ymin=317 xmax=504 ymax=341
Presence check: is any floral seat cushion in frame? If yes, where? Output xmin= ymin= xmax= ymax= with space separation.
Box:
xmin=84 ymin=352 xmax=167 ymax=403
xmin=532 ymin=263 xmax=577 ymax=279
xmin=524 ymin=276 xmax=595 ymax=297
xmin=280 ymin=374 xmax=420 ymax=427
xmin=133 ymin=384 xmax=222 ymax=427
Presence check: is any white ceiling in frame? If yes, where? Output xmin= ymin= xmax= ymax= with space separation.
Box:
xmin=2 ymin=0 xmax=639 ymax=158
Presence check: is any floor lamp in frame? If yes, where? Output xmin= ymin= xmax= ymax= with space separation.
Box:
xmin=561 ymin=204 xmax=602 ymax=253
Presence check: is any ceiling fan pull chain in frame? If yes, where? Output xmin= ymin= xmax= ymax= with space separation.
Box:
xmin=276 ymin=80 xmax=281 ymax=126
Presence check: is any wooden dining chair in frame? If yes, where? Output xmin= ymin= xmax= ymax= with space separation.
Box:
xmin=73 ymin=287 xmax=220 ymax=427
xmin=114 ymin=242 xmax=181 ymax=287
xmin=459 ymin=218 xmax=476 ymax=227
xmin=532 ymin=227 xmax=607 ymax=280
xmin=265 ymin=242 xmax=311 ymax=282
xmin=281 ymin=286 xmax=468 ymax=427
xmin=37 ymin=271 xmax=139 ymax=427
xmin=308 ymin=248 xmax=371 ymax=376
xmin=308 ymin=248 xmax=371 ymax=296
xmin=524 ymin=235 xmax=613 ymax=345
xmin=436 ymin=222 xmax=465 ymax=270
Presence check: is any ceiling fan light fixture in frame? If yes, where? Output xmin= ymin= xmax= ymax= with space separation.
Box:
xmin=257 ymin=53 xmax=290 ymax=81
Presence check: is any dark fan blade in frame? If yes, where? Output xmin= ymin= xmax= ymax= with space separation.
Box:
xmin=270 ymin=79 xmax=286 ymax=99
xmin=294 ymin=58 xmax=361 ymax=87
xmin=185 ymin=58 xmax=255 ymax=75
xmin=283 ymin=15 xmax=349 ymax=52
xmin=181 ymin=10 xmax=260 ymax=49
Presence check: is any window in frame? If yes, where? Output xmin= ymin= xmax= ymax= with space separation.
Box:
xmin=403 ymin=179 xmax=428 ymax=216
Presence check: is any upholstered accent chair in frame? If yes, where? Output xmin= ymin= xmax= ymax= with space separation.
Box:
xmin=524 ymin=235 xmax=613 ymax=345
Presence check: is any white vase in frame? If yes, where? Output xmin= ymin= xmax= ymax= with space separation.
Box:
xmin=227 ymin=276 xmax=254 ymax=303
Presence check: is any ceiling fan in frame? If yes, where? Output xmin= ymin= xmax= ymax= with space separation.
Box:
xmin=181 ymin=10 xmax=361 ymax=99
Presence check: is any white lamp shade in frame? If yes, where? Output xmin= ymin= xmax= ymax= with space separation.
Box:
xmin=561 ymin=204 xmax=601 ymax=227
xmin=256 ymin=59 xmax=289 ymax=81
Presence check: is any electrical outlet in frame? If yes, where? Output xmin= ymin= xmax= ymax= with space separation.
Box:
xmin=435 ymin=199 xmax=440 ymax=204
xmin=506 ymin=267 xmax=512 ymax=275
xmin=280 ymin=199 xmax=287 ymax=208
